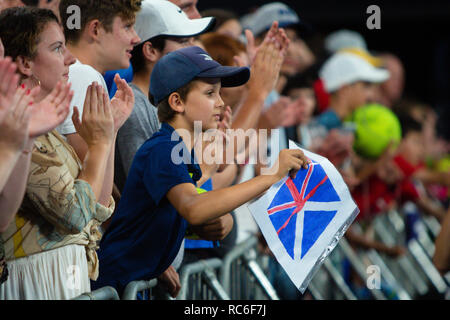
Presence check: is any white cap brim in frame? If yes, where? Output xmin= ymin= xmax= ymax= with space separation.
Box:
xmin=155 ymin=17 xmax=215 ymax=40
xmin=359 ymin=68 xmax=390 ymax=84
xmin=135 ymin=0 xmax=215 ymax=45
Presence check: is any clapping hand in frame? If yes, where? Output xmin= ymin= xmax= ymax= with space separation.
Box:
xmin=0 ymin=57 xmax=20 ymax=123
xmin=28 ymin=81 xmax=73 ymax=138
xmin=72 ymin=82 xmax=114 ymax=148
xmin=0 ymin=58 xmax=32 ymax=152
xmin=110 ymin=74 xmax=134 ymax=132
xmin=246 ymin=25 xmax=289 ymax=97
xmin=245 ymin=21 xmax=290 ymax=66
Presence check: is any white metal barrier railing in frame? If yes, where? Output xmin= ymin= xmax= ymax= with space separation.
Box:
xmin=72 ymin=286 xmax=120 ymax=300
xmin=122 ymin=279 xmax=159 ymax=300
xmin=219 ymin=236 xmax=279 ymax=300
xmin=73 ymin=208 xmax=448 ymax=300
xmin=351 ymin=221 xmax=412 ymax=300
xmin=379 ymin=209 xmax=448 ymax=297
xmin=178 ymin=258 xmax=229 ymax=300
xmin=302 ymin=206 xmax=448 ymax=300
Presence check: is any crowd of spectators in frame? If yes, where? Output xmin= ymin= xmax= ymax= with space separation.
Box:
xmin=0 ymin=0 xmax=448 ymax=300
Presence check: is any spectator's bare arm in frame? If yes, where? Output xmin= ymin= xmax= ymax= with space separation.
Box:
xmin=0 ymin=71 xmax=33 ymax=231
xmin=433 ymin=208 xmax=450 ymax=274
xmin=231 ymin=23 xmax=288 ymax=134
xmin=346 ymin=226 xmax=406 ymax=258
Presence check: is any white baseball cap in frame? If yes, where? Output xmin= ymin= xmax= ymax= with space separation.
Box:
xmin=319 ymin=52 xmax=390 ymax=93
xmin=134 ymin=0 xmax=215 ymax=45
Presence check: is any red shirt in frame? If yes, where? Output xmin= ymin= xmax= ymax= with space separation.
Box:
xmin=313 ymin=78 xmax=330 ymax=114
xmin=392 ymin=154 xmax=425 ymax=179
xmin=352 ymin=155 xmax=423 ymax=221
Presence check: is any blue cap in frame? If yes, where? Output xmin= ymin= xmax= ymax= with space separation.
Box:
xmin=150 ymin=46 xmax=250 ymax=105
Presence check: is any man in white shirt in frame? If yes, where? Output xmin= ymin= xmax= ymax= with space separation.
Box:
xmin=58 ymin=0 xmax=141 ymax=160
xmin=56 ymin=1 xmax=142 ymax=229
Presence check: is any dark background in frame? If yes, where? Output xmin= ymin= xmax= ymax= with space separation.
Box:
xmin=198 ymin=0 xmax=450 ymax=139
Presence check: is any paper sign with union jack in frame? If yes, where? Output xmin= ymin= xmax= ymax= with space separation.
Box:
xmin=248 ymin=140 xmax=359 ymax=293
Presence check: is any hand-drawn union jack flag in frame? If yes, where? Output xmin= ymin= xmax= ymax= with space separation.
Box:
xmin=267 ymin=160 xmax=341 ymax=260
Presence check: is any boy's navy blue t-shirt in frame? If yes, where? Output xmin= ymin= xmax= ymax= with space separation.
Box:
xmin=92 ymin=123 xmax=201 ymax=293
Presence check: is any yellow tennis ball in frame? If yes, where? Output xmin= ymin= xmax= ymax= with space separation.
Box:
xmin=436 ymin=156 xmax=450 ymax=172
xmin=352 ymin=103 xmax=402 ymax=159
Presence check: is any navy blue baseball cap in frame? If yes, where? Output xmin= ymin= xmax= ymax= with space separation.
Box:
xmin=150 ymin=46 xmax=250 ymax=105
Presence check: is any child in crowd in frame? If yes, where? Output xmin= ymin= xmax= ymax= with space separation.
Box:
xmin=391 ymin=99 xmax=450 ymax=216
xmin=281 ymin=69 xmax=319 ymax=149
xmin=318 ymin=51 xmax=389 ymax=131
xmin=348 ymin=112 xmax=447 ymax=254
xmin=115 ymin=0 xmax=229 ymax=289
xmin=92 ymin=46 xmax=309 ymax=296
xmin=392 ymin=113 xmax=447 ymax=221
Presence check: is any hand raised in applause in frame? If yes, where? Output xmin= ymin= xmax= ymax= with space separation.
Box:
xmin=72 ymin=82 xmax=114 ymax=148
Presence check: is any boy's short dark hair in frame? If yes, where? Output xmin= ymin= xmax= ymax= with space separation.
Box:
xmin=59 ymin=0 xmax=141 ymax=44
xmin=149 ymin=81 xmax=196 ymax=123
xmin=130 ymin=35 xmax=167 ymax=74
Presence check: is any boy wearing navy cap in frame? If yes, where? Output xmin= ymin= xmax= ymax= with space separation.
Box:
xmin=93 ymin=46 xmax=309 ymax=297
